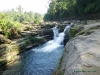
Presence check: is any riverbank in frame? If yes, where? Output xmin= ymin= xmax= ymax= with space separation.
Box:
xmin=0 ymin=23 xmax=67 ymax=75
xmin=0 ymin=24 xmax=46 ymax=71
xmin=0 ymin=22 xmax=67 ymax=72
xmin=53 ymin=21 xmax=100 ymax=75
xmin=0 ymin=35 xmax=45 ymax=71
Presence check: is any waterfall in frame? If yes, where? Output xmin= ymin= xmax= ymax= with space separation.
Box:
xmin=33 ymin=23 xmax=72 ymax=52
xmin=34 ymin=23 xmax=72 ymax=52
xmin=52 ymin=25 xmax=59 ymax=40
xmin=4 ymin=23 xmax=73 ymax=75
xmin=63 ymin=23 xmax=73 ymax=33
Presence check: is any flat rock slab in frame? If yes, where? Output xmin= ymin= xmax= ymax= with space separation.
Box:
xmin=59 ymin=24 xmax=100 ymax=75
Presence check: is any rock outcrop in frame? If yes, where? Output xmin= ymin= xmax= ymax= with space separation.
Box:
xmin=53 ymin=23 xmax=100 ymax=75
xmin=0 ymin=34 xmax=11 ymax=44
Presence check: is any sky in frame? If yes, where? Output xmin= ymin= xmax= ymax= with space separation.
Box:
xmin=0 ymin=0 xmax=50 ymax=14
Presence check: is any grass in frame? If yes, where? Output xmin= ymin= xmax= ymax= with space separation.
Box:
xmin=53 ymin=48 xmax=66 ymax=75
xmin=76 ymin=25 xmax=100 ymax=36
xmin=59 ymin=71 xmax=65 ymax=75
xmin=89 ymin=25 xmax=100 ymax=30
xmin=76 ymin=29 xmax=94 ymax=36
xmin=57 ymin=56 xmax=63 ymax=69
xmin=0 ymin=60 xmax=7 ymax=66
xmin=23 ymin=35 xmax=45 ymax=44
xmin=25 ymin=26 xmax=33 ymax=31
xmin=0 ymin=17 xmax=21 ymax=39
xmin=69 ymin=25 xmax=100 ymax=37
xmin=68 ymin=25 xmax=84 ymax=38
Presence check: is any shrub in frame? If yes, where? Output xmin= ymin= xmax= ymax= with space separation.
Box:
xmin=0 ymin=17 xmax=21 ymax=39
xmin=25 ymin=26 xmax=33 ymax=31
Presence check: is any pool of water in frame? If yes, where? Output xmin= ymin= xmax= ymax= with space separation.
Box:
xmin=2 ymin=42 xmax=64 ymax=75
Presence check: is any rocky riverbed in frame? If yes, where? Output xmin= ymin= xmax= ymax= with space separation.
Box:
xmin=53 ymin=22 xmax=100 ymax=75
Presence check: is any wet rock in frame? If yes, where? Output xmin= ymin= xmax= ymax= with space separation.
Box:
xmin=53 ymin=23 xmax=100 ymax=75
xmin=42 ymin=29 xmax=53 ymax=40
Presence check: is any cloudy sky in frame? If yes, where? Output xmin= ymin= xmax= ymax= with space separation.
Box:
xmin=0 ymin=0 xmax=50 ymax=14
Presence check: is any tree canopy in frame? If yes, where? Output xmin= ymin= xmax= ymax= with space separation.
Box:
xmin=44 ymin=0 xmax=100 ymax=21
xmin=3 ymin=5 xmax=43 ymax=24
xmin=0 ymin=5 xmax=43 ymax=39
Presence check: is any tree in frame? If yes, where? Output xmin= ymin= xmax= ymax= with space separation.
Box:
xmin=44 ymin=0 xmax=100 ymax=21
xmin=16 ymin=5 xmax=23 ymax=14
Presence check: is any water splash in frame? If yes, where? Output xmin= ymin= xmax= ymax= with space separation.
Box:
xmin=33 ymin=23 xmax=72 ymax=52
xmin=63 ymin=23 xmax=73 ymax=33
xmin=3 ymin=23 xmax=73 ymax=75
xmin=52 ymin=25 xmax=59 ymax=40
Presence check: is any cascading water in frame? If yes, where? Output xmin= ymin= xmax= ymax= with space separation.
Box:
xmin=52 ymin=25 xmax=59 ymax=40
xmin=64 ymin=23 xmax=73 ymax=33
xmin=2 ymin=23 xmax=72 ymax=75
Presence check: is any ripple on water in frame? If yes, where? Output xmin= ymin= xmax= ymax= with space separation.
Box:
xmin=2 ymin=43 xmax=64 ymax=75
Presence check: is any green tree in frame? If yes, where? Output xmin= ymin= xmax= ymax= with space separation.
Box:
xmin=44 ymin=0 xmax=100 ymax=21
xmin=34 ymin=13 xmax=43 ymax=24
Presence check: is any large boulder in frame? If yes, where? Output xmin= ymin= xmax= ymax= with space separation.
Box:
xmin=53 ymin=29 xmax=100 ymax=75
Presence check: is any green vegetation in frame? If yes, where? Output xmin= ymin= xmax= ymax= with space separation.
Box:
xmin=0 ymin=13 xmax=21 ymax=39
xmin=69 ymin=25 xmax=100 ymax=37
xmin=18 ymin=35 xmax=45 ymax=50
xmin=76 ymin=25 xmax=100 ymax=36
xmin=0 ymin=35 xmax=11 ymax=44
xmin=23 ymin=35 xmax=45 ymax=44
xmin=57 ymin=56 xmax=63 ymax=69
xmin=0 ymin=5 xmax=43 ymax=39
xmin=76 ymin=29 xmax=94 ymax=36
xmin=5 ymin=5 xmax=43 ymax=24
xmin=59 ymin=71 xmax=65 ymax=75
xmin=69 ymin=25 xmax=84 ymax=38
xmin=0 ymin=60 xmax=7 ymax=66
xmin=89 ymin=25 xmax=100 ymax=30
xmin=0 ymin=5 xmax=44 ymax=68
xmin=44 ymin=0 xmax=100 ymax=21
xmin=53 ymin=48 xmax=66 ymax=75
xmin=0 ymin=35 xmax=45 ymax=67
xmin=25 ymin=26 xmax=33 ymax=31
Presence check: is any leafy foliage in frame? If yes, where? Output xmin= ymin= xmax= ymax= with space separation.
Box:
xmin=44 ymin=0 xmax=100 ymax=21
xmin=0 ymin=12 xmax=21 ymax=39
xmin=4 ymin=6 xmax=43 ymax=24
xmin=0 ymin=5 xmax=44 ymax=39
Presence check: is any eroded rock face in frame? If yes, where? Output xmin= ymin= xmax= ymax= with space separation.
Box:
xmin=55 ymin=30 xmax=100 ymax=75
xmin=42 ymin=29 xmax=54 ymax=41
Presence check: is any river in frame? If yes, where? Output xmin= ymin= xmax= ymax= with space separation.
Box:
xmin=2 ymin=24 xmax=72 ymax=75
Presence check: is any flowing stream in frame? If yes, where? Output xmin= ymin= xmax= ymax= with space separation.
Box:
xmin=2 ymin=24 xmax=71 ymax=75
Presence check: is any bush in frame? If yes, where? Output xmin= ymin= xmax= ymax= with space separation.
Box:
xmin=25 ymin=26 xmax=33 ymax=31
xmin=0 ymin=17 xmax=21 ymax=39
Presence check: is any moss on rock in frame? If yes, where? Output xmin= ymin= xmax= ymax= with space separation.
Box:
xmin=76 ymin=29 xmax=94 ymax=36
xmin=69 ymin=26 xmax=84 ymax=38
xmin=76 ymin=25 xmax=100 ymax=36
